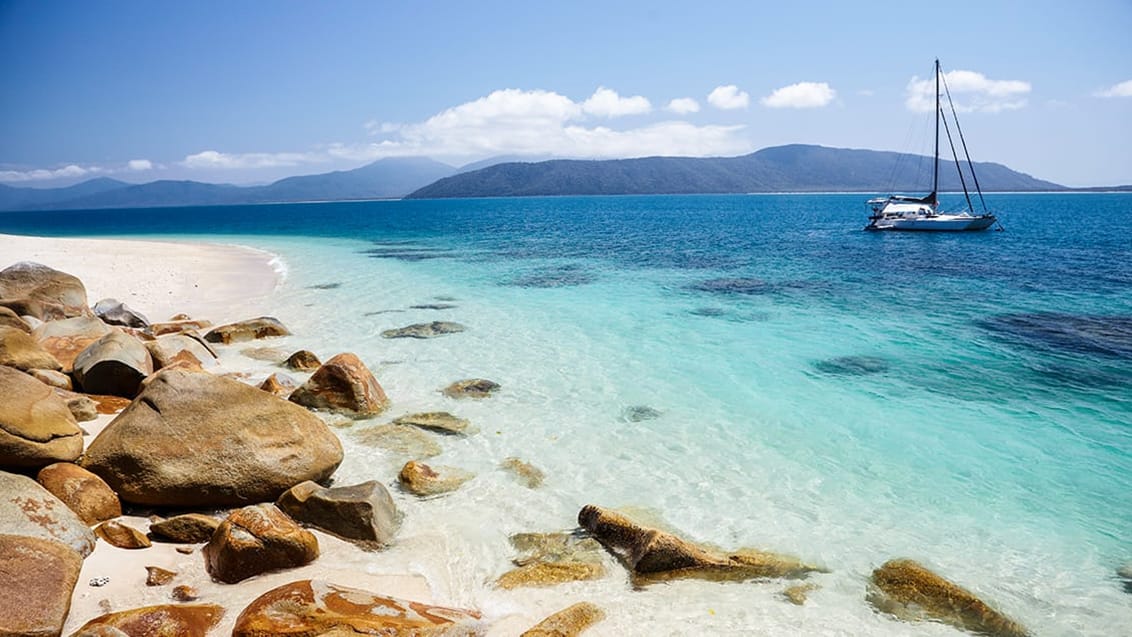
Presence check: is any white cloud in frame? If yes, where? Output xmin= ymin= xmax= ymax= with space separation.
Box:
xmin=906 ymin=70 xmax=1031 ymax=113
xmin=761 ymin=82 xmax=837 ymax=109
xmin=127 ymin=159 xmax=153 ymax=171
xmin=707 ymin=85 xmax=750 ymax=110
xmin=1095 ymin=79 xmax=1132 ymax=98
xmin=182 ymin=149 xmax=326 ymax=169
xmin=0 ymin=164 xmax=95 ymax=182
xmin=666 ymin=97 xmax=700 ymax=114
xmin=581 ymin=87 xmax=652 ymax=117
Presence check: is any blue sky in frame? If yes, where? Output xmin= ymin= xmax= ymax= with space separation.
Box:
xmin=1 ymin=0 xmax=1130 ymax=187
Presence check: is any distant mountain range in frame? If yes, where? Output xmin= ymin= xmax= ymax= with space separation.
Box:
xmin=3 ymin=145 xmax=1124 ymax=212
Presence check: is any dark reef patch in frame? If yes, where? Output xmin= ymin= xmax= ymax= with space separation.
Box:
xmin=306 ymin=282 xmax=341 ymax=290
xmin=813 ymin=355 xmax=890 ymax=376
xmin=978 ymin=313 xmax=1132 ymax=359
xmin=504 ymin=264 xmax=597 ymax=288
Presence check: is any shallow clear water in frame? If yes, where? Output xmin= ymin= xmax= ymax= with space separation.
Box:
xmin=5 ymin=193 xmax=1130 ymax=635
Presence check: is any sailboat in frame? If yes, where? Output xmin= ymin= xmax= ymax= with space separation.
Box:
xmin=865 ymin=59 xmax=999 ymax=231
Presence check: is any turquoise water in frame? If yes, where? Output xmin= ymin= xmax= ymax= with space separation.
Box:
xmin=4 ymin=193 xmax=1130 ymax=634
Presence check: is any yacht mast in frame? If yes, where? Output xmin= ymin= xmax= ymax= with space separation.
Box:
xmin=933 ymin=59 xmax=940 ymax=207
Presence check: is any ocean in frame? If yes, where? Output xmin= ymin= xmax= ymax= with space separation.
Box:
xmin=4 ymin=193 xmax=1130 ymax=635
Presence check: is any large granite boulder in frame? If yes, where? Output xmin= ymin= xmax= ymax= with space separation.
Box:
xmin=578 ymin=504 xmax=822 ymax=584
xmin=93 ymin=298 xmax=150 ymax=328
xmin=82 ymin=368 xmax=343 ymax=507
xmin=36 ymin=462 xmax=121 ymax=525
xmin=72 ymin=330 xmax=154 ymax=398
xmin=289 ymin=352 xmax=390 ymax=417
xmin=31 ymin=316 xmax=113 ymax=372
xmin=0 ymin=534 xmax=83 ymax=637
xmin=0 ymin=305 xmax=31 ymax=332
xmin=145 ymin=333 xmax=218 ymax=370
xmin=71 ymin=604 xmax=224 ymax=637
xmin=204 ymin=316 xmax=290 ymax=344
xmin=398 ymin=460 xmax=473 ymax=497
xmin=522 ymin=602 xmax=606 ymax=637
xmin=868 ymin=558 xmax=1029 ymax=637
xmin=0 ymin=261 xmax=89 ymax=320
xmin=0 ymin=366 xmax=83 ymax=468
xmin=276 ymin=480 xmax=400 ymax=547
xmin=231 ymin=580 xmax=483 ymax=637
xmin=381 ymin=321 xmax=466 ymax=339
xmin=0 ymin=470 xmax=96 ymax=557
xmin=203 ymin=504 xmax=319 ymax=584
xmin=0 ymin=325 xmax=61 ymax=370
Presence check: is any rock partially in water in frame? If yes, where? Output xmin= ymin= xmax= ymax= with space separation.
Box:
xmin=813 ymin=355 xmax=890 ymax=376
xmin=1117 ymin=562 xmax=1132 ymax=594
xmin=505 ymin=265 xmax=597 ymax=288
xmin=353 ymin=425 xmax=441 ymax=460
xmin=289 ymin=353 xmax=390 ymax=417
xmin=521 ymin=602 xmax=606 ymax=637
xmin=498 ymin=532 xmax=606 ymax=590
xmin=204 ymin=316 xmax=291 ymax=345
xmin=381 ymin=321 xmax=466 ymax=339
xmin=978 ymin=312 xmax=1132 ymax=358
xmin=502 ymin=457 xmax=545 ymax=488
xmin=867 ymin=558 xmax=1028 ymax=637
xmin=621 ymin=405 xmax=662 ymax=422
xmin=239 ymin=346 xmax=289 ymax=362
xmin=398 ymin=460 xmax=473 ymax=497
xmin=258 ymin=372 xmax=298 ymax=396
xmin=276 ymin=480 xmax=400 ymax=548
xmin=781 ymin=582 xmax=820 ymax=605
xmin=442 ymin=378 xmax=500 ymax=399
xmin=394 ymin=411 xmax=472 ymax=435
xmin=284 ymin=349 xmax=321 ymax=371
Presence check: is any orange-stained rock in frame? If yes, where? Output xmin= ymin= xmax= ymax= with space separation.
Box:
xmin=0 ymin=534 xmax=82 ymax=637
xmin=578 ymin=505 xmax=822 ymax=584
xmin=0 ymin=325 xmax=62 ymax=371
xmin=258 ymin=372 xmax=297 ymax=396
xmin=284 ymin=349 xmax=321 ymax=371
xmin=398 ymin=460 xmax=473 ymax=497
xmin=288 ymin=352 xmax=390 ymax=417
xmin=521 ymin=602 xmax=605 ymax=637
xmin=82 ymin=369 xmax=343 ymax=507
xmin=203 ymin=504 xmax=319 ymax=584
xmin=37 ymin=462 xmax=121 ymax=525
xmin=231 ymin=580 xmax=482 ymax=636
xmin=868 ymin=559 xmax=1029 ymax=637
xmin=150 ymin=318 xmax=212 ymax=336
xmin=0 ymin=305 xmax=31 ymax=332
xmin=31 ymin=367 xmax=72 ymax=389
xmin=145 ymin=566 xmax=176 ymax=586
xmin=203 ymin=316 xmax=290 ymax=344
xmin=145 ymin=333 xmax=217 ymax=370
xmin=0 ymin=470 xmax=96 ymax=557
xmin=95 ymin=520 xmax=151 ymax=549
xmin=149 ymin=513 xmax=221 ymax=543
xmin=0 ymin=366 xmax=83 ymax=469
xmin=87 ymin=393 xmax=132 ymax=415
xmin=70 ymin=604 xmax=224 ymax=637
xmin=0 ymin=261 xmax=89 ymax=320
xmin=31 ymin=316 xmax=112 ymax=372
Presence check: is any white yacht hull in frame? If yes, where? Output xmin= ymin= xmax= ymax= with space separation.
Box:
xmin=866 ymin=214 xmax=997 ymax=232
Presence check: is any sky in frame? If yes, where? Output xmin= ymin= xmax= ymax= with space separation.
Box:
xmin=1 ymin=1 xmax=1130 ymax=188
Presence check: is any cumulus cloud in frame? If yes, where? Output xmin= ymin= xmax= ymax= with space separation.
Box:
xmin=666 ymin=97 xmax=700 ymax=114
xmin=127 ymin=159 xmax=153 ymax=171
xmin=761 ymin=82 xmax=837 ymax=109
xmin=182 ymin=149 xmax=325 ymax=169
xmin=707 ymin=85 xmax=750 ymax=110
xmin=581 ymin=87 xmax=652 ymax=117
xmin=906 ymin=69 xmax=1031 ymax=113
xmin=0 ymin=164 xmax=95 ymax=182
xmin=1095 ymin=79 xmax=1132 ymax=98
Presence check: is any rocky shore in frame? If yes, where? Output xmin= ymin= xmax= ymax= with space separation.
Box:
xmin=4 ymin=239 xmax=1117 ymax=635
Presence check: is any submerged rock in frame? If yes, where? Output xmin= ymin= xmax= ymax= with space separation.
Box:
xmin=0 ymin=535 xmax=83 ymax=637
xmin=578 ymin=504 xmax=822 ymax=584
xmin=781 ymin=582 xmax=820 ymax=605
xmin=276 ymin=480 xmax=400 ymax=547
xmin=502 ymin=457 xmax=545 ymax=488
xmin=813 ymin=355 xmax=890 ymax=376
xmin=204 ymin=504 xmax=319 ymax=584
xmin=505 ymin=265 xmax=597 ymax=288
xmin=521 ymin=602 xmax=606 ymax=637
xmin=353 ymin=425 xmax=441 ymax=460
xmin=231 ymin=580 xmax=483 ymax=637
xmin=410 ymin=303 xmax=457 ymax=310
xmin=398 ymin=460 xmax=473 ymax=497
xmin=497 ymin=532 xmax=605 ymax=590
xmin=204 ymin=316 xmax=290 ymax=344
xmin=621 ymin=405 xmax=662 ymax=422
xmin=867 ymin=558 xmax=1028 ymax=637
xmin=381 ymin=321 xmax=466 ymax=339
xmin=394 ymin=411 xmax=472 ymax=435
xmin=442 ymin=378 xmax=500 ymax=399
xmin=239 ymin=346 xmax=289 ymax=362
xmin=71 ymin=604 xmax=224 ymax=637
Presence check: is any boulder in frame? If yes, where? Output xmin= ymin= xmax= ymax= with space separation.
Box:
xmin=149 ymin=513 xmax=222 ymax=543
xmin=0 ymin=261 xmax=89 ymax=320
xmin=521 ymin=602 xmax=606 ymax=637
xmin=394 ymin=411 xmax=472 ymax=435
xmin=0 ymin=305 xmax=31 ymax=332
xmin=0 ymin=366 xmax=83 ymax=469
xmin=31 ymin=316 xmax=113 ymax=372
xmin=95 ymin=520 xmax=152 ymax=549
xmin=0 ymin=534 xmax=83 ymax=637
xmin=258 ymin=372 xmax=298 ymax=396
xmin=398 ymin=460 xmax=473 ymax=497
xmin=231 ymin=580 xmax=483 ymax=637
xmin=93 ymin=298 xmax=150 ymax=328
xmin=381 ymin=321 xmax=466 ymax=339
xmin=145 ymin=333 xmax=218 ymax=370
xmin=502 ymin=457 xmax=545 ymax=488
xmin=0 ymin=325 xmax=62 ymax=370
xmin=203 ymin=504 xmax=319 ymax=584
xmin=72 ymin=330 xmax=154 ymax=398
xmin=204 ymin=316 xmax=290 ymax=344
xmin=354 ymin=425 xmax=440 ymax=460
xmin=52 ymin=388 xmax=99 ymax=422
xmin=145 ymin=566 xmax=176 ymax=586
xmin=289 ymin=352 xmax=390 ymax=417
xmin=276 ymin=480 xmax=400 ymax=547
xmin=442 ymin=378 xmax=500 ymax=399
xmin=497 ymin=532 xmax=606 ymax=590
xmin=70 ymin=604 xmax=224 ymax=637
xmin=578 ymin=505 xmax=822 ymax=584
xmin=284 ymin=349 xmax=321 ymax=371
xmin=82 ymin=369 xmax=343 ymax=507
xmin=867 ymin=558 xmax=1029 ymax=637
xmin=30 ymin=368 xmax=71 ymax=389
xmin=149 ymin=318 xmax=213 ymax=336
xmin=0 ymin=470 xmax=96 ymax=557
xmin=36 ymin=462 xmax=121 ymax=525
